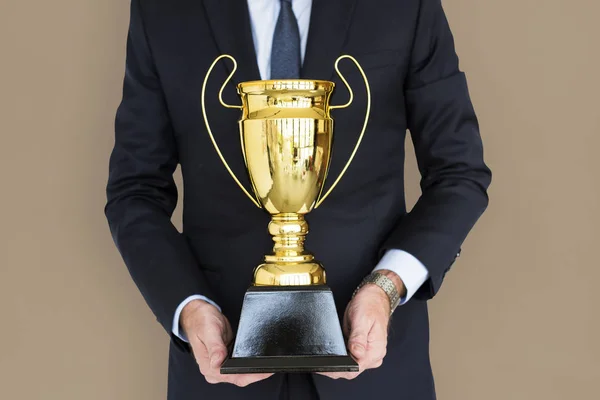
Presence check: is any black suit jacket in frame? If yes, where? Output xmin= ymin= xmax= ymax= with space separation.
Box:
xmin=105 ymin=0 xmax=491 ymax=398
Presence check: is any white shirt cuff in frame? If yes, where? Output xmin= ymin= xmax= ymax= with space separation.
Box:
xmin=373 ymin=249 xmax=429 ymax=305
xmin=172 ymin=295 xmax=222 ymax=342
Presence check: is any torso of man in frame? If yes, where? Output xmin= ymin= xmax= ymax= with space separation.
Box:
xmin=105 ymin=1 xmax=491 ymax=399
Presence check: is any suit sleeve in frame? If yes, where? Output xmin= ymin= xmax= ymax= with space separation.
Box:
xmin=105 ymin=0 xmax=216 ymax=340
xmin=381 ymin=0 xmax=492 ymax=300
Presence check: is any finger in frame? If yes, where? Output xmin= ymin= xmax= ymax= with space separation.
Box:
xmin=202 ymin=328 xmax=229 ymax=369
xmin=232 ymin=373 xmax=274 ymax=387
xmin=342 ymin=306 xmax=352 ymax=337
xmin=317 ymin=372 xmax=342 ymax=380
xmin=207 ymin=345 xmax=227 ymax=368
xmin=222 ymin=318 xmax=234 ymax=345
xmin=190 ymin=338 xmax=214 ymax=377
xmin=205 ymin=374 xmax=242 ymax=385
xmin=317 ymin=371 xmax=361 ymax=380
xmin=366 ymin=341 xmax=387 ymax=364
xmin=347 ymin=316 xmax=370 ymax=361
xmin=204 ymin=373 xmax=273 ymax=386
xmin=361 ymin=349 xmax=385 ymax=370
xmin=364 ymin=322 xmax=388 ymax=366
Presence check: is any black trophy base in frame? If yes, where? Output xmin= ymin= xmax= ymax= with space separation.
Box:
xmin=221 ymin=285 xmax=358 ymax=374
xmin=221 ymin=355 xmax=357 ymax=374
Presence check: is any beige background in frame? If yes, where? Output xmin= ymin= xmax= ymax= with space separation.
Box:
xmin=1 ymin=0 xmax=598 ymax=399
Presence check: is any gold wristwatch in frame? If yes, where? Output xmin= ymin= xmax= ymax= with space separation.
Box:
xmin=353 ymin=272 xmax=402 ymax=315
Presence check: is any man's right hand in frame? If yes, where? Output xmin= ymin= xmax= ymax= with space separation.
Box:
xmin=181 ymin=300 xmax=273 ymax=387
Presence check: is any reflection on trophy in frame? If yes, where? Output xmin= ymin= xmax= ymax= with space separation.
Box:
xmin=201 ymin=55 xmax=371 ymax=373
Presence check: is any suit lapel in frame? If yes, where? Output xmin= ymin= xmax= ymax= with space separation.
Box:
xmin=301 ymin=0 xmax=357 ymax=80
xmin=202 ymin=0 xmax=261 ymax=83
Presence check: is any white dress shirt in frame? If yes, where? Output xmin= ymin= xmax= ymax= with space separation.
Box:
xmin=172 ymin=0 xmax=429 ymax=341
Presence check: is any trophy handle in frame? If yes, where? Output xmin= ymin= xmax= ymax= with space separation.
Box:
xmin=201 ymin=54 xmax=261 ymax=208
xmin=315 ymin=55 xmax=371 ymax=209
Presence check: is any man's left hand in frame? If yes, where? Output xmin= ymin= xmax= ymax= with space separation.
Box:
xmin=319 ymin=270 xmax=404 ymax=380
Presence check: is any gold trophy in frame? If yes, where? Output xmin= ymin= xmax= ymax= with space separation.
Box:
xmin=201 ymin=55 xmax=370 ymax=373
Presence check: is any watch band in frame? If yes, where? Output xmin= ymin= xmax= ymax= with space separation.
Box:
xmin=353 ymin=272 xmax=401 ymax=315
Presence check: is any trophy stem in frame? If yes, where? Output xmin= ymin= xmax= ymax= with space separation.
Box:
xmin=253 ymin=213 xmax=326 ymax=286
xmin=267 ymin=213 xmax=311 ymax=262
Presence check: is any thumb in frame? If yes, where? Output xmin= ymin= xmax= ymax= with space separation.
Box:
xmin=347 ymin=317 xmax=369 ymax=360
xmin=205 ymin=337 xmax=228 ymax=369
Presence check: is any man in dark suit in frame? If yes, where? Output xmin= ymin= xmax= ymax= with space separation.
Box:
xmin=105 ymin=0 xmax=491 ymax=398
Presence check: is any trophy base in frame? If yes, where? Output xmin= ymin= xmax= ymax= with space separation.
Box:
xmin=221 ymin=355 xmax=357 ymax=374
xmin=221 ymin=285 xmax=358 ymax=374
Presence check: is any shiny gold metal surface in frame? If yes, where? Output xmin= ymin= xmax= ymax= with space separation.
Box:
xmin=201 ymin=55 xmax=371 ymax=286
xmin=255 ymin=213 xmax=326 ymax=286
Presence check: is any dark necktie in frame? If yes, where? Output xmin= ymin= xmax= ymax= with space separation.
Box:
xmin=270 ymin=0 xmax=301 ymax=79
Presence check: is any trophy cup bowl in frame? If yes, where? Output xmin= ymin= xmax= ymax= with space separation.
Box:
xmin=241 ymin=79 xmax=333 ymax=287
xmin=201 ymin=55 xmax=371 ymax=373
